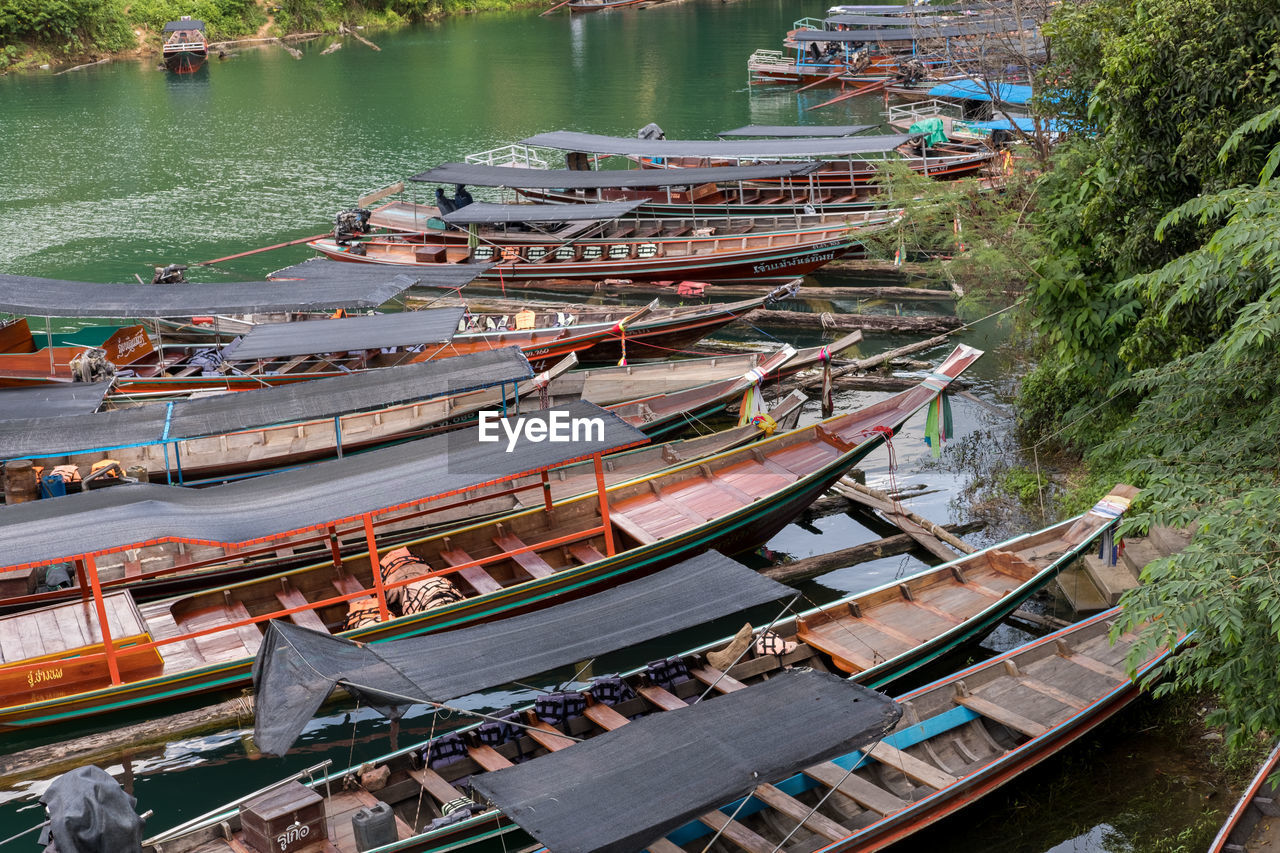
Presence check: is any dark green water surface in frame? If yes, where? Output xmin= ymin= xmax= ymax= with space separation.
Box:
xmin=0 ymin=4 xmax=1231 ymax=849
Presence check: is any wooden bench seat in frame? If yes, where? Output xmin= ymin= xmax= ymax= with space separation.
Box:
xmin=275 ymin=584 xmax=329 ymax=634
xmin=466 ymin=744 xmax=513 ymax=772
xmin=637 ymin=684 xmax=687 ymax=711
xmin=864 ymin=741 xmax=957 ymax=789
xmin=407 ymin=767 xmax=463 ymax=806
xmin=568 ymin=542 xmax=606 ymax=564
xmin=803 ymin=762 xmax=907 ymax=816
xmin=493 ymin=533 xmax=556 ymax=579
xmin=690 ymin=665 xmax=747 ymax=693
xmin=610 ymin=511 xmax=660 ymax=545
xmin=584 ymin=701 xmax=631 ymax=731
xmin=954 ymin=691 xmax=1049 ymax=738
xmin=438 ymin=548 xmax=504 ymax=595
xmin=525 ymin=720 xmax=576 ymax=752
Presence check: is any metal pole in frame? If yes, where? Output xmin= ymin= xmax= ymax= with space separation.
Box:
xmin=362 ymin=513 xmax=391 ymax=622
xmin=593 ymin=453 xmax=616 ymax=556
xmin=85 ymin=555 xmax=122 ymax=686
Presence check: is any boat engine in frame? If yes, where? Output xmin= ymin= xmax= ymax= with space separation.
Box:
xmin=896 ymin=57 xmax=927 ymax=85
xmin=68 ymin=349 xmax=116 ymax=383
xmin=152 ymin=263 xmax=188 ymax=284
xmin=333 ymin=207 xmax=372 ymax=243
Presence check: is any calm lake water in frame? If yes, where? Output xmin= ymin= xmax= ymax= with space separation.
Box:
xmin=0 ymin=3 xmax=1229 ymax=849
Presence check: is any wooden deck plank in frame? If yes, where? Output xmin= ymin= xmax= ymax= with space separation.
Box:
xmin=793 ymin=628 xmax=875 ymax=674
xmin=275 ymin=586 xmax=329 ymax=634
xmin=955 ymin=694 xmax=1049 ymax=738
xmin=568 ymin=542 xmax=605 ymax=565
xmin=493 ymin=534 xmax=557 ymax=579
xmin=407 ymin=767 xmax=462 ymax=806
xmin=637 ymin=684 xmax=688 ymax=712
xmin=803 ymin=762 xmax=907 ymax=816
xmin=645 ymin=839 xmax=687 ymax=853
xmin=225 ymin=601 xmax=264 ymax=654
xmin=1015 ymin=675 xmax=1090 ymax=710
xmin=467 ymin=744 xmax=514 ymax=772
xmin=697 ymin=808 xmax=775 ymax=853
xmin=864 ymin=741 xmax=957 ymax=790
xmin=751 ymin=783 xmax=848 ymax=842
xmin=689 ymin=665 xmax=747 ymax=693
xmin=610 ymin=510 xmax=661 ymax=545
xmin=526 ymin=720 xmax=576 ymax=752
xmin=439 ymin=548 xmax=504 ymax=595
xmin=584 ymin=702 xmax=631 ymax=731
xmin=1054 ymin=643 xmax=1128 ymax=682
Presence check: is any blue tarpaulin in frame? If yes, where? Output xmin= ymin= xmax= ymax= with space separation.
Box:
xmin=928 ymin=79 xmax=1034 ymax=105
xmin=963 ymin=117 xmax=1066 ymax=133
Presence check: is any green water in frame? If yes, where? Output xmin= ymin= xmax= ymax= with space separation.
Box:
xmin=0 ymin=4 xmax=1230 ymax=849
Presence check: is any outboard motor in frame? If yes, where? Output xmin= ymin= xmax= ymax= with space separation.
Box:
xmin=152 ymin=263 xmax=188 ymax=284
xmin=39 ymin=766 xmax=144 ymax=853
xmin=68 ymin=348 xmax=116 ymax=383
xmin=333 ymin=207 xmax=372 ymax=243
xmin=637 ymin=122 xmax=666 ymax=140
xmin=895 ymin=57 xmax=926 ymax=84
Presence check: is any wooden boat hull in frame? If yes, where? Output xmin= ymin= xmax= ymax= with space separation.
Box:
xmin=1210 ymin=741 xmax=1280 ymax=852
xmin=310 ymin=235 xmax=857 ymax=285
xmin=0 ymin=433 xmax=882 ymax=731
xmin=0 ymin=394 xmax=808 ymax=616
xmin=163 ymin=49 xmax=207 ymax=74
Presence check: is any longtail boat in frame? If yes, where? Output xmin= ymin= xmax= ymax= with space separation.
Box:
xmin=408 ymin=161 xmax=890 ymax=219
xmin=494 ymin=605 xmax=1176 ymax=853
xmin=139 ymin=490 xmax=1134 ymax=853
xmin=309 ymin=203 xmax=889 ymax=284
xmin=0 ymin=346 xmax=978 ymax=732
xmin=0 ymin=392 xmax=808 ymax=614
xmin=0 ymin=329 xmax=835 ymax=483
xmin=161 ymin=16 xmax=208 ymax=74
xmin=518 ymin=128 xmax=998 ymax=187
xmin=0 ymin=347 xmax=538 ymax=484
xmin=1210 ymin=741 xmax=1280 ymax=852
xmin=567 ymin=0 xmax=649 ymax=11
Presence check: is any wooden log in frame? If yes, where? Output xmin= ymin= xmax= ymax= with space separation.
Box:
xmin=3 ymin=460 xmax=38 ymax=504
xmin=741 ymin=308 xmax=960 ymax=334
xmin=762 ymin=521 xmax=985 ymax=583
xmin=796 ymin=334 xmax=951 ymax=391
xmin=53 ymin=57 xmax=110 ymax=75
xmin=831 ymin=478 xmax=978 ymax=555
xmin=339 ymin=23 xmax=381 ymax=51
xmin=0 ymin=692 xmax=258 ymax=784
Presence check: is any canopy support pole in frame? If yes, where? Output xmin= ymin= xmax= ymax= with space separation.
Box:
xmin=328 ymin=525 xmax=343 ymax=570
xmin=45 ymin=317 xmax=53 ymax=374
xmin=85 ymin=555 xmax=121 ymax=686
xmin=334 ymin=416 xmax=344 ymax=458
xmin=541 ymin=470 xmax=554 ymax=512
xmin=362 ymin=513 xmax=391 ymax=622
xmin=593 ymin=453 xmax=615 ymax=556
xmin=74 ymin=558 xmax=90 ymax=601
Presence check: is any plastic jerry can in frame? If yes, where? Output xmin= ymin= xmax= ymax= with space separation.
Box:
xmin=352 ymin=801 xmax=397 ymax=852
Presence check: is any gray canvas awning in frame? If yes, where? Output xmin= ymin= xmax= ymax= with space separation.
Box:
xmin=251 ymin=551 xmax=794 ymax=755
xmin=440 ymin=200 xmax=647 ymax=225
xmin=228 ymin=308 xmax=465 ymax=361
xmin=521 ymin=131 xmax=912 ymax=158
xmin=0 ymin=400 xmax=648 ymax=569
xmin=0 ymin=382 xmax=112 ymax=419
xmin=792 ymin=17 xmax=1033 ymax=42
xmin=0 ymin=265 xmax=421 ymax=319
xmin=717 ymin=125 xmax=874 ymax=138
xmin=472 ymin=670 xmax=902 ymax=853
xmin=410 ymin=162 xmax=820 ymax=188
xmin=163 ymin=18 xmax=204 ymax=30
xmin=268 ymin=257 xmax=489 ymax=292
xmin=0 ymin=347 xmax=532 ymax=459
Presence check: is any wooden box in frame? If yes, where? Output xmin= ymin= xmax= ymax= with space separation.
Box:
xmin=239 ymin=781 xmax=327 ymax=853
xmin=414 ymin=246 xmax=447 ymax=264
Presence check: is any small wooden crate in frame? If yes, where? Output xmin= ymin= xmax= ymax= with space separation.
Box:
xmin=239 ymin=781 xmax=327 ymax=853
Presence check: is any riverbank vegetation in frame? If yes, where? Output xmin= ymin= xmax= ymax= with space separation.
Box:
xmin=0 ymin=0 xmax=533 ymax=70
xmin=1010 ymin=0 xmax=1280 ymax=752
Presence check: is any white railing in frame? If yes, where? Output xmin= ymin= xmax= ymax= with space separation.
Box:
xmin=747 ymin=49 xmax=794 ymax=71
xmin=464 ymin=145 xmax=548 ymax=170
xmin=887 ymin=99 xmax=964 ymax=126
xmin=793 ymin=16 xmax=825 ymax=30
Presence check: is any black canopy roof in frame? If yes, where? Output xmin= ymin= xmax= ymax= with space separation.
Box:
xmin=472 ymin=670 xmax=901 ymax=853
xmin=440 ymin=200 xmax=647 ymax=225
xmin=793 ymin=17 xmax=1032 ymax=41
xmin=163 ymin=18 xmax=205 ymax=30
xmin=716 ymin=124 xmax=874 ymax=137
xmin=0 ymin=382 xmax=112 ymax=419
xmin=0 ymin=400 xmax=647 ymax=569
xmin=251 ymin=551 xmax=793 ymax=756
xmin=268 ymin=257 xmax=489 ymax=292
xmin=0 ymin=347 xmax=531 ymax=459
xmin=410 ymin=162 xmax=820 ymax=188
xmin=521 ymin=131 xmax=912 ymax=158
xmin=824 ymin=12 xmax=995 ymax=25
xmin=0 ymin=267 xmax=420 ymax=319
xmin=228 ymin=307 xmax=465 ymax=361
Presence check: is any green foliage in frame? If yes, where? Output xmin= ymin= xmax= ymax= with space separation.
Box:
xmin=1000 ymin=466 xmax=1046 ymax=507
xmin=0 ymin=0 xmax=134 ymax=53
xmin=126 ymin=0 xmax=264 ymax=39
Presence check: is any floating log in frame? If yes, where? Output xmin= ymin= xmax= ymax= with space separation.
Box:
xmin=742 ymin=308 xmax=960 ymax=334
xmin=53 ymin=57 xmax=110 ymax=76
xmin=762 ymin=520 xmax=984 ymax=583
xmin=321 ymin=42 xmax=342 ymax=54
xmin=276 ymin=38 xmax=303 ymax=59
xmin=339 ymin=23 xmax=380 ymax=51
xmin=831 ymin=477 xmax=978 ymax=559
xmin=0 ymin=693 xmax=257 ymax=784
xmin=796 ymin=334 xmax=952 ymax=391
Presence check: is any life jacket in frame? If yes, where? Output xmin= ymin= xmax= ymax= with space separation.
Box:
xmin=422 ymin=732 xmax=467 ymax=769
xmin=343 ymin=598 xmax=381 ymax=631
xmin=535 ymin=692 xmax=587 ymax=725
xmin=645 ymin=656 xmax=690 ymax=690
xmin=380 ymin=548 xmax=464 ymax=615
